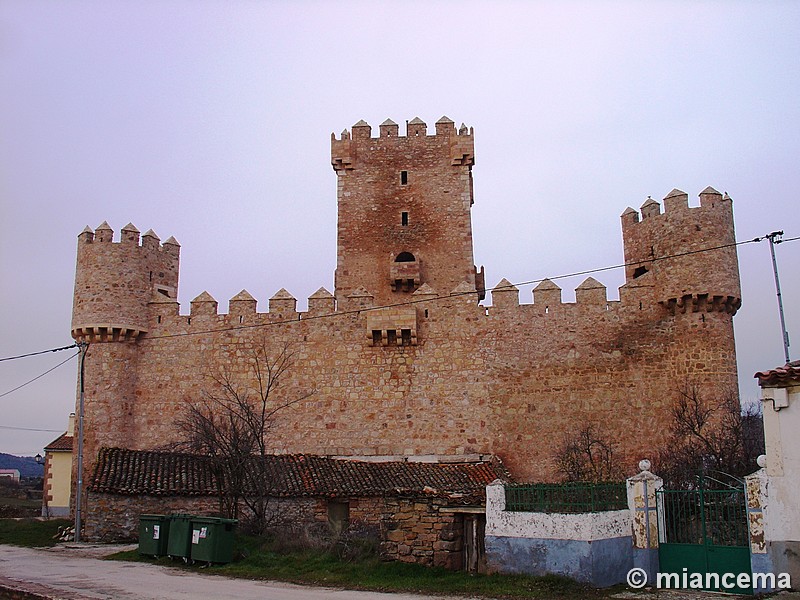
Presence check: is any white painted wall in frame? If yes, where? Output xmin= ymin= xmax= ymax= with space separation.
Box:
xmin=761 ymin=383 xmax=800 ymax=543
xmin=485 ymin=482 xmax=631 ymax=541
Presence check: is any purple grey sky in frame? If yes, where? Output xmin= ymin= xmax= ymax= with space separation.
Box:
xmin=1 ymin=1 xmax=798 ymax=456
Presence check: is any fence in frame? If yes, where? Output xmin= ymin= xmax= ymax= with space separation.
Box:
xmin=504 ymin=482 xmax=627 ymax=514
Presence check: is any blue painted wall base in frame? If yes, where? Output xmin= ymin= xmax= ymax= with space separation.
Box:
xmin=485 ymin=535 xmax=632 ymax=587
xmin=633 ymin=547 xmax=658 ymax=584
xmin=751 ymin=549 xmax=775 ymax=593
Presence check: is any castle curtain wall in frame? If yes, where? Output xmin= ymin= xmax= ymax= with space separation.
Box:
xmin=70 ymin=118 xmax=742 ymax=496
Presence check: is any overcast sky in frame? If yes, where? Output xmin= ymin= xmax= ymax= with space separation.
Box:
xmin=1 ymin=1 xmax=798 ymax=456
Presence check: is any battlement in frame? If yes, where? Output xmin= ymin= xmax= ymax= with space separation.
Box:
xmin=333 ymin=116 xmax=473 ymax=142
xmin=331 ymin=116 xmax=474 ymax=172
xmin=621 ymin=187 xmax=731 ymax=226
xmin=77 ymin=221 xmax=181 ymax=255
xmin=490 ymin=276 xmax=626 ymax=313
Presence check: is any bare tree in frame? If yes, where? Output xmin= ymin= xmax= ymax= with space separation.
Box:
xmin=656 ymin=383 xmax=764 ymax=489
xmin=555 ymin=424 xmax=624 ymax=482
xmin=176 ymin=340 xmax=314 ymax=534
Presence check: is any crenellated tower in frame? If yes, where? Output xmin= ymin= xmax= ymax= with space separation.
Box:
xmin=70 ymin=222 xmax=180 ymax=502
xmin=331 ymin=116 xmax=485 ymax=308
xmin=621 ymin=187 xmax=741 ymax=315
xmin=72 ymin=222 xmax=180 ymax=342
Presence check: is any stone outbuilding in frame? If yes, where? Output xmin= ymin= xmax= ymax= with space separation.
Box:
xmin=87 ymin=447 xmax=508 ymax=570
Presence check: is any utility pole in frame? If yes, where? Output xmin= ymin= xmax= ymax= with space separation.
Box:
xmin=74 ymin=341 xmax=89 ymax=542
xmin=766 ymin=231 xmax=791 ymax=364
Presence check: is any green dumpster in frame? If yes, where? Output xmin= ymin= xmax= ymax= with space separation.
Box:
xmin=138 ymin=514 xmax=170 ymax=557
xmin=166 ymin=514 xmax=194 ymax=560
xmin=190 ymin=516 xmax=237 ymax=564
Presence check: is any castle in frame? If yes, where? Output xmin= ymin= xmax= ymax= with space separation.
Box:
xmin=70 ymin=116 xmax=742 ymax=502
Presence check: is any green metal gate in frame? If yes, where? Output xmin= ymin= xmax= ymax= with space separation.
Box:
xmin=657 ymin=486 xmax=752 ymax=595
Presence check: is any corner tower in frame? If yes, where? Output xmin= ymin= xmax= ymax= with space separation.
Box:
xmin=70 ymin=222 xmax=180 ymax=479
xmin=621 ymin=187 xmax=741 ymax=314
xmin=331 ymin=116 xmax=485 ymax=307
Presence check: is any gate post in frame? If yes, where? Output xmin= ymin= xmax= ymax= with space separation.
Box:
xmin=626 ymin=459 xmax=662 ymax=583
xmin=745 ymin=457 xmax=774 ymax=593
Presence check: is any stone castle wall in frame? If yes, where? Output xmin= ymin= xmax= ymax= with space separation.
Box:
xmin=70 ymin=118 xmax=742 ymax=496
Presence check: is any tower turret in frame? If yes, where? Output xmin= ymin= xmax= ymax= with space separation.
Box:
xmin=331 ymin=116 xmax=484 ymax=308
xmin=71 ymin=222 xmax=180 ymax=342
xmin=621 ymin=187 xmax=741 ymax=315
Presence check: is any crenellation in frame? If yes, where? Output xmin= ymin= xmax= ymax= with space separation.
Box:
xmin=79 ymin=225 xmax=94 ymax=242
xmin=351 ymin=119 xmax=371 ymax=140
xmin=269 ymin=288 xmax=297 ymax=315
xmin=190 ymin=291 xmax=218 ymax=316
xmin=575 ymin=277 xmax=607 ymax=306
xmin=640 ymin=197 xmax=660 ymax=219
xmin=621 ymin=206 xmax=639 ymax=224
xmin=533 ymin=278 xmax=562 ymax=307
xmin=148 ymin=292 xmax=179 ymax=321
xmin=662 ymin=188 xmax=689 ymax=213
xmin=141 ymin=229 xmax=160 ymax=250
xmin=120 ymin=222 xmax=140 ymax=245
xmin=307 ymin=287 xmax=335 ymax=315
xmin=162 ymin=236 xmax=180 ymax=253
xmin=380 ymin=118 xmax=399 ymax=137
xmin=699 ymin=185 xmax=724 ymax=207
xmin=95 ymin=221 xmax=113 ymax=242
xmin=346 ymin=286 xmax=375 ymax=308
xmin=229 ymin=289 xmax=257 ymax=319
xmin=490 ymin=278 xmax=519 ymax=309
xmin=407 ymin=116 xmax=427 ymax=137
xmin=434 ymin=115 xmax=455 ymax=136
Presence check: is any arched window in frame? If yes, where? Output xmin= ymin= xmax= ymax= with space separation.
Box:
xmin=395 ymin=252 xmax=415 ymax=263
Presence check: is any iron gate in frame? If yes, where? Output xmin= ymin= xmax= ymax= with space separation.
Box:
xmin=657 ymin=486 xmax=752 ymax=595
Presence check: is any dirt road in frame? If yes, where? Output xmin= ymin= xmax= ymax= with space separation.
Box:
xmin=0 ymin=544 xmax=461 ymax=600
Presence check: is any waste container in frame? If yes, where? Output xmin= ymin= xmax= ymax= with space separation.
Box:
xmin=166 ymin=514 xmax=194 ymax=560
xmin=190 ymin=516 xmax=238 ymax=564
xmin=138 ymin=514 xmax=170 ymax=557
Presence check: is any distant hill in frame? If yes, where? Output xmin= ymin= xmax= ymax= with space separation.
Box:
xmin=0 ymin=454 xmax=44 ymax=478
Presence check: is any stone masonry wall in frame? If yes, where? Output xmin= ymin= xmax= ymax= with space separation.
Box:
xmin=86 ymin=491 xmax=466 ymax=568
xmin=70 ymin=120 xmax=742 ymax=505
xmin=73 ymin=272 xmax=738 ymax=488
xmin=85 ymin=494 xmax=319 ymax=542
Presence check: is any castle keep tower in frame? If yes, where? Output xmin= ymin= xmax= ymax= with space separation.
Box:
xmin=331 ymin=116 xmax=485 ymax=307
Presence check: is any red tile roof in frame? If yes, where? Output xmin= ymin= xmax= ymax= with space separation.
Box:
xmin=44 ymin=433 xmax=73 ymax=451
xmin=89 ymin=447 xmax=508 ymax=504
xmin=755 ymin=360 xmax=800 ymax=386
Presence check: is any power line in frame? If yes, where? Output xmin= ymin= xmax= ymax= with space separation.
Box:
xmin=0 ymin=351 xmax=79 ymax=399
xmin=2 ymin=233 xmax=794 ymax=356
xmin=0 ymin=425 xmax=63 ymax=433
xmin=139 ymin=234 xmax=774 ymax=343
xmin=0 ymin=344 xmax=77 ymax=363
